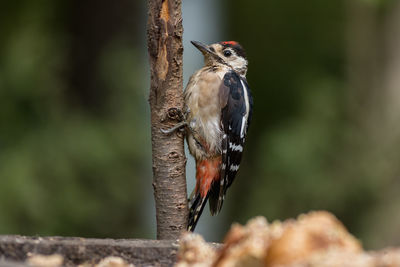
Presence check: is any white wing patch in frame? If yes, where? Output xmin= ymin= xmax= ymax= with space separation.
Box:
xmin=240 ymin=116 xmax=246 ymax=139
xmin=240 ymin=79 xmax=250 ymax=138
xmin=229 ymin=165 xmax=240 ymax=172
xmin=229 ymin=142 xmax=243 ymax=152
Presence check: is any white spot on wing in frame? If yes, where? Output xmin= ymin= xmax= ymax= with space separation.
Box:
xmin=240 ymin=79 xmax=250 ymax=138
xmin=230 ymin=165 xmax=240 ymax=171
xmin=229 ymin=142 xmax=243 ymax=152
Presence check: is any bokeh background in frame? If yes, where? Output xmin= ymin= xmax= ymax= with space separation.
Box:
xmin=1 ymin=0 xmax=400 ymax=250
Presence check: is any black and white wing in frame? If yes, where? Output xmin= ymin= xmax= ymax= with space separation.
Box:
xmin=208 ymin=71 xmax=253 ymax=215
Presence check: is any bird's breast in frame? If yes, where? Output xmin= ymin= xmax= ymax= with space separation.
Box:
xmin=184 ymin=69 xmax=226 ymax=158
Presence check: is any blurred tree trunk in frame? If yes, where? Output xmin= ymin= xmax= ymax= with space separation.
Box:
xmin=347 ymin=0 xmax=400 ymax=247
xmin=347 ymin=0 xmax=400 ymax=155
xmin=147 ymin=0 xmax=188 ymax=239
xmin=347 ymin=0 xmax=400 ymax=139
xmin=381 ymin=1 xmax=400 ymax=133
xmin=346 ymin=0 xmax=382 ymax=123
xmin=374 ymin=0 xmax=400 ymax=246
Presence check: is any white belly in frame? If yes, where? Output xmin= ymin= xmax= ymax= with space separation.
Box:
xmin=184 ymin=69 xmax=224 ymax=159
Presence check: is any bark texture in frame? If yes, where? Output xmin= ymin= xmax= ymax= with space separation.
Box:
xmin=147 ymin=0 xmax=188 ymax=239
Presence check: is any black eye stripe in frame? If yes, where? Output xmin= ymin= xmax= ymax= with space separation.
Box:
xmin=210 ymin=47 xmax=215 ymax=52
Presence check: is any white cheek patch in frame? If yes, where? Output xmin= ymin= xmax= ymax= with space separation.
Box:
xmin=229 ymin=57 xmax=248 ymax=74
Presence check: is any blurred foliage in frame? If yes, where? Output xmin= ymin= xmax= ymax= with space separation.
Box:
xmin=1 ymin=0 xmax=400 ymax=250
xmin=0 ymin=0 xmax=151 ymax=238
xmin=226 ymin=0 xmax=400 ymax=249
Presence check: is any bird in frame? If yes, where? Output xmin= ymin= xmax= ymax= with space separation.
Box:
xmin=162 ymin=40 xmax=253 ymax=231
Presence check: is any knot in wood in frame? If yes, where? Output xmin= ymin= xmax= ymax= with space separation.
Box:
xmin=168 ymin=151 xmax=179 ymax=159
xmin=167 ymin=107 xmax=182 ymax=121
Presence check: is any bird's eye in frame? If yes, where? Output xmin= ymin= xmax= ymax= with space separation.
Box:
xmin=224 ymin=50 xmax=232 ymax=57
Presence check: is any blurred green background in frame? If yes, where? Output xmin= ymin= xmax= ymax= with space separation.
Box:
xmin=1 ymin=0 xmax=400 ymax=249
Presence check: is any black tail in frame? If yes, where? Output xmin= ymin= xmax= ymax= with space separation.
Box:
xmin=187 ymin=193 xmax=209 ymax=232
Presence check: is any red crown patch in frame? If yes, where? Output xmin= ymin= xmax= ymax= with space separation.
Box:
xmin=220 ymin=41 xmax=238 ymax=46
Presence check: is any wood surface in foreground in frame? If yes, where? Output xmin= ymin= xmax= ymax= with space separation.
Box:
xmin=0 ymin=236 xmax=178 ymax=266
xmin=1 ymin=211 xmax=400 ymax=266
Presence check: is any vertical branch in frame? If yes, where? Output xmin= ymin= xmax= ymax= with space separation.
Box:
xmin=147 ymin=0 xmax=188 ymax=239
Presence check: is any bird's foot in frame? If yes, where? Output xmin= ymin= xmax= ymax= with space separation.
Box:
xmin=160 ymin=107 xmax=189 ymax=134
xmin=160 ymin=121 xmax=188 ymax=134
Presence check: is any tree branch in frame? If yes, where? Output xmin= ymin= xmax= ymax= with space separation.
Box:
xmin=147 ymin=0 xmax=188 ymax=239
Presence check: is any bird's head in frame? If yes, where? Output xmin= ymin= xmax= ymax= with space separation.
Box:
xmin=191 ymin=40 xmax=248 ymax=76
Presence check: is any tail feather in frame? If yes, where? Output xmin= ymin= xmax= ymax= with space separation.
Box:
xmin=188 ymin=193 xmax=209 ymax=232
xmin=208 ymin=180 xmax=223 ymax=215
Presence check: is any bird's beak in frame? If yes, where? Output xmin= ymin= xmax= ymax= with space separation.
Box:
xmin=191 ymin=41 xmax=218 ymax=58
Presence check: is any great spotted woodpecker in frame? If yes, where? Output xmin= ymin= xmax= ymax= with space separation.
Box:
xmin=162 ymin=41 xmax=253 ymax=231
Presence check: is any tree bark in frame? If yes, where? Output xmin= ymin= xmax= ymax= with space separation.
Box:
xmin=147 ymin=0 xmax=188 ymax=239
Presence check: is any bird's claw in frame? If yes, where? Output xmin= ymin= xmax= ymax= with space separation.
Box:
xmin=160 ymin=121 xmax=188 ymax=134
xmin=160 ymin=107 xmax=190 ymax=134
